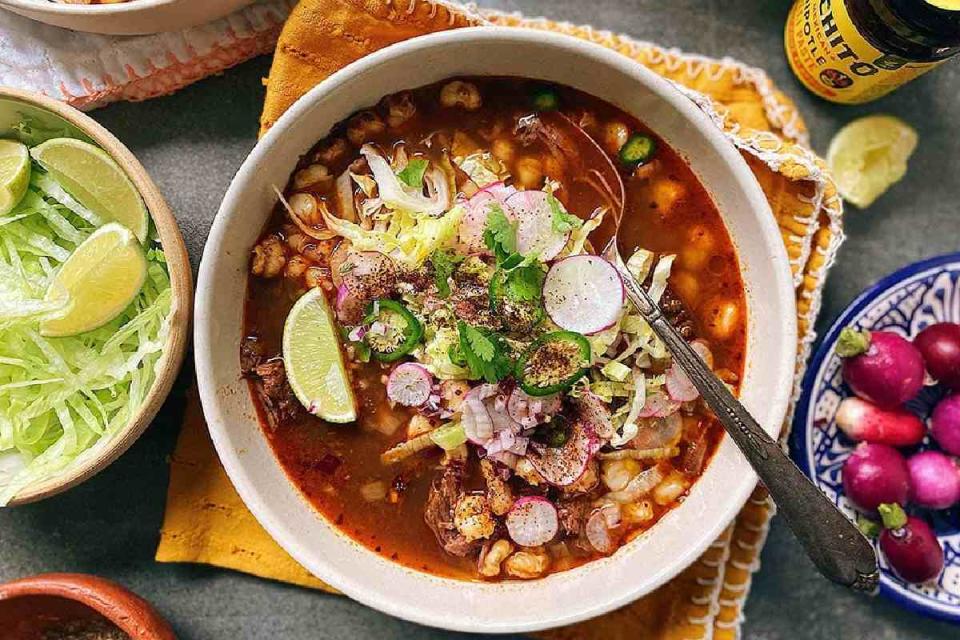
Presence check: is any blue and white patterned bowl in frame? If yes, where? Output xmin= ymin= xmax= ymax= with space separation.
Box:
xmin=793 ymin=253 xmax=960 ymax=624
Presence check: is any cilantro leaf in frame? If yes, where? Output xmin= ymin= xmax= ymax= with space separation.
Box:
xmin=503 ymin=263 xmax=546 ymax=302
xmin=548 ymin=193 xmax=583 ymax=234
xmin=457 ymin=321 xmax=514 ymax=383
xmin=429 ymin=249 xmax=464 ymax=298
xmin=483 ymin=205 xmax=518 ymax=263
xmin=397 ymin=158 xmax=429 ymax=189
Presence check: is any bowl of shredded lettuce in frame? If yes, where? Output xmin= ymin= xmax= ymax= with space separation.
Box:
xmin=0 ymin=88 xmax=191 ymax=506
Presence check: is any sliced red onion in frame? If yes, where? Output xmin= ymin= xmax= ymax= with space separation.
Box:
xmin=506 ymin=496 xmax=560 ymax=547
xmin=637 ymin=391 xmax=681 ymax=419
xmin=335 ymin=284 xmax=349 ymax=309
xmin=507 ymin=388 xmax=561 ymax=428
xmin=526 ymin=421 xmax=600 ymax=487
xmin=462 ymin=385 xmax=498 ymax=444
xmin=504 ymin=190 xmax=570 ymax=261
xmin=386 ymin=363 xmax=434 ymax=407
xmin=543 ymin=255 xmax=624 ymax=335
xmin=585 ymin=503 xmax=621 ymax=553
xmin=347 ymin=325 xmax=366 ymax=342
xmin=665 ymin=362 xmax=699 ymax=402
xmin=573 ymin=391 xmax=616 ymax=439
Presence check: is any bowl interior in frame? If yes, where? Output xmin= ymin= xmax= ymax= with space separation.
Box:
xmin=0 ymin=90 xmax=192 ymax=504
xmin=197 ymin=27 xmax=797 ymax=632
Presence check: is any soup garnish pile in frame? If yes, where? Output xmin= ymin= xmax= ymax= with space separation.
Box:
xmin=243 ymin=77 xmax=747 ymax=581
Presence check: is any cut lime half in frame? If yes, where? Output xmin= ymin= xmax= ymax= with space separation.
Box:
xmin=827 ymin=115 xmax=917 ymax=209
xmin=283 ymin=288 xmax=357 ymax=423
xmin=40 ymin=222 xmax=147 ymax=337
xmin=0 ymin=139 xmax=31 ymax=216
xmin=30 ymin=138 xmax=149 ymax=242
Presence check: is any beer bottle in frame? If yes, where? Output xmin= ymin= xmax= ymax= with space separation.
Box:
xmin=785 ymin=0 xmax=960 ymax=104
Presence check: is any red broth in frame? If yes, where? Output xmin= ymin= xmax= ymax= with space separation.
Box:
xmin=243 ymin=78 xmax=746 ymax=580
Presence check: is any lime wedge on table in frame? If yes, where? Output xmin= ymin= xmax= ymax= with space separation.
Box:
xmin=30 ymin=138 xmax=149 ymax=242
xmin=40 ymin=223 xmax=147 ymax=338
xmin=283 ymin=288 xmax=357 ymax=423
xmin=827 ymin=115 xmax=917 ymax=209
xmin=0 ymin=139 xmax=31 ymax=215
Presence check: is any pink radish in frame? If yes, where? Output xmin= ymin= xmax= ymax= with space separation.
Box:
xmin=842 ymin=443 xmax=910 ymax=513
xmin=457 ymin=190 xmax=516 ymax=255
xmin=906 ymin=451 xmax=960 ymax=509
xmin=386 ymin=363 xmax=433 ymax=407
xmin=527 ymin=421 xmax=600 ymax=486
xmin=479 ymin=181 xmax=518 ymax=201
xmin=665 ymin=362 xmax=698 ymax=402
xmin=836 ymin=328 xmax=924 ymax=408
xmin=506 ymin=496 xmax=560 ymax=547
xmin=877 ymin=503 xmax=944 ymax=584
xmin=834 ymin=397 xmax=926 ymax=447
xmin=585 ymin=503 xmax=621 ymax=554
xmin=931 ymin=393 xmax=960 ymax=455
xmin=504 ymin=190 xmax=570 ymax=261
xmin=543 ymin=255 xmax=624 ymax=335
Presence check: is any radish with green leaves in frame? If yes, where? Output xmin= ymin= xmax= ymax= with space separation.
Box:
xmin=835 ymin=327 xmax=925 ymax=408
xmin=877 ymin=503 xmax=944 ymax=584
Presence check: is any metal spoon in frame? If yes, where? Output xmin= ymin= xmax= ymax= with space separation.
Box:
xmin=538 ymin=112 xmax=879 ymax=593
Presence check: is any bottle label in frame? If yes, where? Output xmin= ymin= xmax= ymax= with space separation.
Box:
xmin=785 ymin=0 xmax=945 ymax=104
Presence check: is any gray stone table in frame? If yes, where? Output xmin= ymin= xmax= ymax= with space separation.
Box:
xmin=1 ymin=1 xmax=958 ymax=638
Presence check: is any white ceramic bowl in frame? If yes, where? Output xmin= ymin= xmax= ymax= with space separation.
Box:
xmin=0 ymin=0 xmax=255 ymax=35
xmin=196 ymin=27 xmax=797 ymax=633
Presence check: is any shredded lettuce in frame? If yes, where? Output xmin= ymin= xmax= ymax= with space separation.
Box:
xmin=0 ymin=156 xmax=171 ymax=506
xmin=648 ymin=254 xmax=676 ymax=304
xmin=559 ymin=208 xmax=606 ymax=257
xmin=455 ymin=151 xmax=505 ymax=187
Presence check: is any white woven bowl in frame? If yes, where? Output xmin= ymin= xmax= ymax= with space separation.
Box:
xmin=0 ymin=0 xmax=255 ymax=35
xmin=196 ymin=27 xmax=797 ymax=633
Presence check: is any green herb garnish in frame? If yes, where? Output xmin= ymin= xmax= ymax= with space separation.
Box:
xmin=548 ymin=193 xmax=582 ymax=235
xmin=429 ymin=249 xmax=464 ymax=298
xmin=397 ymin=158 xmax=429 ymax=189
xmin=457 ymin=321 xmax=514 ymax=383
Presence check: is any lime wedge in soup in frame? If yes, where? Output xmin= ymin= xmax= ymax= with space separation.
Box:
xmin=40 ymin=222 xmax=147 ymax=337
xmin=283 ymin=288 xmax=358 ymax=423
xmin=0 ymin=139 xmax=31 ymax=215
xmin=30 ymin=138 xmax=149 ymax=242
xmin=827 ymin=115 xmax=917 ymax=209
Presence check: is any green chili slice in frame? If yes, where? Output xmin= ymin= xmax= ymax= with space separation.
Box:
xmin=515 ymin=330 xmax=591 ymax=396
xmin=363 ymin=299 xmax=423 ymax=363
xmin=531 ymin=87 xmax=560 ymax=112
xmin=618 ymin=134 xmax=656 ymax=167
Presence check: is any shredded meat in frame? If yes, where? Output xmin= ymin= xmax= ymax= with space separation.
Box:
xmin=424 ymin=462 xmax=482 ymax=557
xmin=480 ymin=459 xmax=514 ymax=516
xmin=556 ymin=497 xmax=591 ymax=538
xmin=241 ymin=337 xmax=301 ymax=427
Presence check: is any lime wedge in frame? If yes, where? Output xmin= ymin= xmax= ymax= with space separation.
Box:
xmin=30 ymin=138 xmax=149 ymax=242
xmin=827 ymin=115 xmax=917 ymax=209
xmin=0 ymin=139 xmax=31 ymax=215
xmin=283 ymin=288 xmax=357 ymax=423
xmin=40 ymin=222 xmax=147 ymax=337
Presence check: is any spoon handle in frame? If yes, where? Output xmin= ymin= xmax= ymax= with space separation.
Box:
xmin=617 ymin=267 xmax=879 ymax=593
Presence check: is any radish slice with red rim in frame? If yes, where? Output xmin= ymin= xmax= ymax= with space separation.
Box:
xmin=526 ymin=420 xmax=600 ymax=486
xmin=458 ymin=186 xmax=517 ymax=254
xmin=665 ymin=362 xmax=698 ymax=402
xmin=506 ymin=496 xmax=559 ymax=547
xmin=505 ymin=190 xmax=570 ymax=261
xmin=386 ymin=363 xmax=434 ymax=407
xmin=479 ymin=181 xmax=517 ymax=201
xmin=585 ymin=503 xmax=621 ymax=553
xmin=543 ymin=255 xmax=624 ymax=335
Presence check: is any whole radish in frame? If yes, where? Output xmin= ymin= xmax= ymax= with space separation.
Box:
xmin=931 ymin=393 xmax=960 ymax=456
xmin=877 ymin=503 xmax=944 ymax=584
xmin=835 ymin=327 xmax=924 ymax=408
xmin=906 ymin=451 xmax=960 ymax=509
xmin=834 ymin=396 xmax=925 ymax=447
xmin=842 ymin=443 xmax=910 ymax=513
xmin=914 ymin=322 xmax=960 ymax=389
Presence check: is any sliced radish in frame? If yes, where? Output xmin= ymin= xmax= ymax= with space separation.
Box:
xmin=507 ymin=388 xmax=561 ymax=428
xmin=665 ymin=362 xmax=699 ymax=402
xmin=572 ymin=391 xmax=616 ymax=439
xmin=479 ymin=181 xmax=518 ymax=201
xmin=543 ymin=255 xmax=624 ymax=335
xmin=506 ymin=496 xmax=559 ymax=547
xmin=505 ymin=190 xmax=570 ymax=261
xmin=457 ymin=188 xmax=517 ymax=254
xmin=637 ymin=391 xmax=681 ymax=419
xmin=585 ymin=503 xmax=621 ymax=553
xmin=527 ymin=421 xmax=600 ymax=486
xmin=386 ymin=363 xmax=434 ymax=407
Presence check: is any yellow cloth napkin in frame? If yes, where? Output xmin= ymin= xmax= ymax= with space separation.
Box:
xmin=157 ymin=2 xmax=845 ymax=637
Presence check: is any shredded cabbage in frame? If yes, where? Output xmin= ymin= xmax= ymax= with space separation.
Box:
xmin=323 ymin=202 xmax=464 ymax=268
xmin=0 ymin=164 xmax=171 ymax=505
xmin=455 ymin=151 xmax=505 ymax=187
xmin=417 ymin=326 xmax=470 ymax=380
xmin=647 ymin=254 xmax=676 ymax=304
xmin=558 ymin=208 xmax=606 ymax=257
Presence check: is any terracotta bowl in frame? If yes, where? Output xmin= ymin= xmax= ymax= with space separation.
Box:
xmin=0 ymin=0 xmax=256 ymax=35
xmin=0 ymin=87 xmax=192 ymax=505
xmin=0 ymin=573 xmax=175 ymax=639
